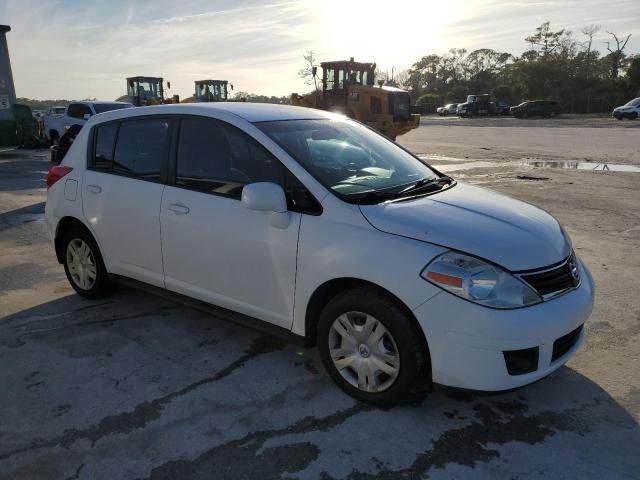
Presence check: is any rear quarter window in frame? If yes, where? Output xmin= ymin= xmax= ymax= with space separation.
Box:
xmin=113 ymin=119 xmax=169 ymax=181
xmin=93 ymin=123 xmax=118 ymax=170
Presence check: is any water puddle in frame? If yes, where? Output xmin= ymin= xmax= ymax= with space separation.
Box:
xmin=431 ymin=161 xmax=501 ymax=172
xmin=523 ymin=160 xmax=640 ymax=173
xmin=418 ymin=155 xmax=506 ymax=172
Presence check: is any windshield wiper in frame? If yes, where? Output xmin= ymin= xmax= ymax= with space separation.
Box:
xmin=397 ymin=176 xmax=452 ymax=196
xmin=347 ymin=190 xmax=399 ymax=204
xmin=347 ymin=176 xmax=453 ymax=205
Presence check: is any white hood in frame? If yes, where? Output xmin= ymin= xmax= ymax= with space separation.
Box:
xmin=359 ymin=182 xmax=570 ymax=271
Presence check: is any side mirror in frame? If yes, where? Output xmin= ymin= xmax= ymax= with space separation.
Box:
xmin=83 ymin=113 xmax=91 ymax=120
xmin=242 ymin=182 xmax=287 ymax=212
xmin=241 ymin=182 xmax=290 ymax=228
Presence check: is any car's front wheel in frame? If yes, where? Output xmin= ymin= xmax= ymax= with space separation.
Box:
xmin=62 ymin=227 xmax=113 ymax=299
xmin=317 ymin=287 xmax=429 ymax=405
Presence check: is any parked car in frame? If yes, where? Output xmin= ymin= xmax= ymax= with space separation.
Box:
xmin=45 ymin=103 xmax=594 ymax=405
xmin=457 ymin=94 xmax=491 ymax=117
xmin=43 ymin=101 xmax=132 ymax=145
xmin=436 ymin=103 xmax=458 ymax=116
xmin=490 ymin=101 xmax=510 ymax=115
xmin=46 ymin=106 xmax=67 ymax=116
xmin=510 ymin=100 xmax=561 ymax=118
xmin=612 ymin=97 xmax=640 ymax=120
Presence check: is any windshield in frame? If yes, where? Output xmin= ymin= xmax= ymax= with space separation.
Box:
xmin=93 ymin=103 xmax=133 ymax=114
xmin=54 ymin=107 xmax=65 ymax=114
xmin=256 ymin=119 xmax=440 ymax=200
xmin=624 ymin=97 xmax=640 ymax=107
xmin=196 ymin=82 xmax=227 ymax=100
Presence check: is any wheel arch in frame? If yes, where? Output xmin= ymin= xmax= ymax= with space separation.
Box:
xmin=304 ymin=277 xmax=429 ymax=355
xmin=54 ymin=216 xmax=93 ymax=263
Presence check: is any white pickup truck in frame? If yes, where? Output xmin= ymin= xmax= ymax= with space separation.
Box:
xmin=43 ymin=101 xmax=132 ymax=144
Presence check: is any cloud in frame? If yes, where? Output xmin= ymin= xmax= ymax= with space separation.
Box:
xmin=1 ymin=0 xmax=638 ymax=100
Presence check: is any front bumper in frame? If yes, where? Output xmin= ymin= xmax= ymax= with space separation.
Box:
xmin=413 ymin=258 xmax=594 ymax=391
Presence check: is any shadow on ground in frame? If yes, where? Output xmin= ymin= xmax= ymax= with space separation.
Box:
xmin=1 ymin=287 xmax=638 ymax=479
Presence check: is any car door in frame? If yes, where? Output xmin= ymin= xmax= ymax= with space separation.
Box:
xmin=160 ymin=116 xmax=303 ymax=329
xmin=82 ymin=117 xmax=170 ymax=287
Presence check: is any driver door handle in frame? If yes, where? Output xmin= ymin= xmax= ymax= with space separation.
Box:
xmin=167 ymin=203 xmax=190 ymax=215
xmin=85 ymin=184 xmax=102 ymax=194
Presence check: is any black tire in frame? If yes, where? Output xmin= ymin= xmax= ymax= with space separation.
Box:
xmin=630 ymin=112 xmax=638 ymax=120
xmin=521 ymin=111 xmax=528 ymax=118
xmin=62 ymin=226 xmax=114 ymax=299
xmin=317 ymin=286 xmax=429 ymax=406
xmin=49 ymin=131 xmax=60 ymax=147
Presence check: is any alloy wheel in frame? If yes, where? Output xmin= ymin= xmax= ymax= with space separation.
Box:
xmin=66 ymin=238 xmax=97 ymax=290
xmin=328 ymin=311 xmax=400 ymax=393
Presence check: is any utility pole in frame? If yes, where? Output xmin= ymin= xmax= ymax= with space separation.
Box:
xmin=0 ymin=25 xmax=16 ymax=120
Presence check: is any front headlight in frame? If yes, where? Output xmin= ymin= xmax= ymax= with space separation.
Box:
xmin=421 ymin=251 xmax=542 ymax=309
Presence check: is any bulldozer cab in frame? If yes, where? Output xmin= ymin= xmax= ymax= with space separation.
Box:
xmin=194 ymin=80 xmax=230 ymax=102
xmin=126 ymin=76 xmax=164 ymax=106
xmin=321 ymin=58 xmax=375 ymax=107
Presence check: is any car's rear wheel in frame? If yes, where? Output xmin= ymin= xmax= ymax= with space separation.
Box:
xmin=549 ymin=111 xmax=557 ymax=117
xmin=317 ymin=286 xmax=429 ymax=405
xmin=521 ymin=111 xmax=528 ymax=118
xmin=630 ymin=112 xmax=638 ymax=120
xmin=62 ymin=227 xmax=113 ymax=299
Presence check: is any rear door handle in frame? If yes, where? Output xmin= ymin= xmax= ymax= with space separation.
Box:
xmin=167 ymin=203 xmax=190 ymax=215
xmin=86 ymin=184 xmax=102 ymax=194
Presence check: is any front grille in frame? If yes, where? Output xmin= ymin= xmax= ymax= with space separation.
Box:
xmin=503 ymin=347 xmax=539 ymax=375
xmin=520 ymin=255 xmax=579 ymax=298
xmin=551 ymin=325 xmax=583 ymax=362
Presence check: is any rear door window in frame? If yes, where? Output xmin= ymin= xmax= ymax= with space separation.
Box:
xmin=112 ymin=119 xmax=169 ymax=181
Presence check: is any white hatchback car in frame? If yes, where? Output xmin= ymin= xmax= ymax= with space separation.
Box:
xmin=45 ymin=103 xmax=594 ymax=404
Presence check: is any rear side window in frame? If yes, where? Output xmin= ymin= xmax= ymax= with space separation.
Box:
xmin=93 ymin=103 xmax=133 ymax=114
xmin=176 ymin=118 xmax=284 ymax=199
xmin=68 ymin=103 xmax=92 ymax=119
xmin=93 ymin=123 xmax=118 ymax=171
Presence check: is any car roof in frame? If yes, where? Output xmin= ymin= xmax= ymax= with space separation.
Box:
xmin=87 ymin=102 xmax=334 ymax=123
xmin=68 ymin=100 xmax=131 ymax=105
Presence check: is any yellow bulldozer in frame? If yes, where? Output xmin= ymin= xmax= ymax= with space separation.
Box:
xmin=182 ymin=79 xmax=232 ymax=103
xmin=116 ymin=76 xmax=179 ymax=106
xmin=291 ymin=58 xmax=420 ymax=139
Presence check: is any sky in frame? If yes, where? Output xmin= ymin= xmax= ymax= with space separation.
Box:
xmin=1 ymin=0 xmax=639 ymax=100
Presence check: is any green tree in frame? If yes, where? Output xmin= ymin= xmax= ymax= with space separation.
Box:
xmin=628 ymin=56 xmax=640 ymax=95
xmin=525 ymin=22 xmax=565 ymax=56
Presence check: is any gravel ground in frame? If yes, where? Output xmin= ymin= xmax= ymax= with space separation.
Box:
xmin=402 ymin=115 xmax=640 ymax=163
xmin=0 ymin=117 xmax=639 ymax=480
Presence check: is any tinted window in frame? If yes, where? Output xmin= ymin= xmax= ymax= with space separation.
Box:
xmin=113 ymin=119 xmax=168 ymax=180
xmin=93 ymin=123 xmax=118 ymax=171
xmin=67 ymin=103 xmax=92 ymax=119
xmin=93 ymin=103 xmax=133 ymax=114
xmin=176 ymin=118 xmax=284 ymax=198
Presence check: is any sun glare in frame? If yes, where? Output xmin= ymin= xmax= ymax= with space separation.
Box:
xmin=318 ymin=0 xmax=464 ymax=69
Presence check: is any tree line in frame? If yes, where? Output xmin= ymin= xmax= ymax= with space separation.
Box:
xmin=386 ymin=22 xmax=639 ymax=113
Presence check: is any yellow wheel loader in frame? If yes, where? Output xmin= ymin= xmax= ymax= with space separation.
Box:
xmin=182 ymin=80 xmax=232 ymax=103
xmin=291 ymin=58 xmax=420 ymax=139
xmin=116 ymin=76 xmax=179 ymax=106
